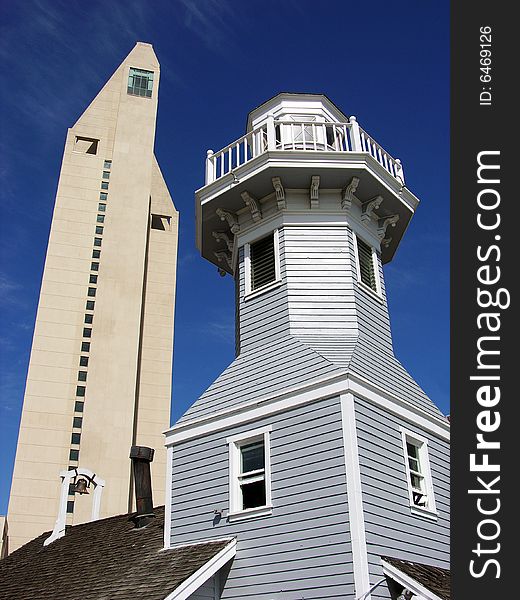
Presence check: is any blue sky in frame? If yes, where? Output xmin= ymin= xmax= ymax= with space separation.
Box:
xmin=0 ymin=0 xmax=449 ymax=514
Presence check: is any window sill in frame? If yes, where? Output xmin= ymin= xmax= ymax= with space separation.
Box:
xmin=244 ymin=279 xmax=282 ymax=302
xmin=410 ymin=505 xmax=438 ymax=521
xmin=357 ymin=280 xmax=384 ymax=303
xmin=227 ymin=505 xmax=273 ymax=522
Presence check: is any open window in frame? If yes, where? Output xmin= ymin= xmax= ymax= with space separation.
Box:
xmin=227 ymin=426 xmax=272 ymax=521
xmin=400 ymin=428 xmax=437 ymax=519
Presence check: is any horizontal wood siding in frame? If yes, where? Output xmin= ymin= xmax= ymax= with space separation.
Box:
xmin=171 ymin=396 xmax=355 ymax=599
xmin=354 ymin=396 xmax=450 ymax=599
xmin=354 ymin=248 xmax=394 ymax=353
xmin=285 ymin=226 xmax=359 ymax=339
xmin=238 ymin=228 xmax=290 ymax=354
xmin=191 ymin=576 xmax=216 ymax=600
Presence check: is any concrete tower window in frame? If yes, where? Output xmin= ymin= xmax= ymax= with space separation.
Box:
xmin=101 ymin=181 xmax=109 ymax=190
xmin=127 ymin=67 xmax=154 ymax=98
xmin=151 ymin=214 xmax=171 ymax=231
xmin=74 ymin=136 xmax=99 ymax=155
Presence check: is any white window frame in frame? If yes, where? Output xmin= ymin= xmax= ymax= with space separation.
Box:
xmin=244 ymin=229 xmax=281 ymax=300
xmin=353 ymin=232 xmax=383 ymax=299
xmin=226 ymin=425 xmax=273 ymax=522
xmin=400 ymin=427 xmax=438 ymax=520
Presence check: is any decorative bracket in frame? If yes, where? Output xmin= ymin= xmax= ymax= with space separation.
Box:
xmin=214 ymin=250 xmax=232 ymax=270
xmin=378 ymin=215 xmax=399 ymax=240
xmin=212 ymin=230 xmax=234 ymax=253
xmin=241 ymin=191 xmax=262 ymax=222
xmin=361 ymin=195 xmax=383 ymax=224
xmin=381 ymin=236 xmax=392 ymax=249
xmin=341 ymin=176 xmax=360 ymax=210
xmin=272 ymin=177 xmax=286 ymax=210
xmin=310 ymin=176 xmax=320 ymax=209
xmin=216 ymin=208 xmax=240 ymax=234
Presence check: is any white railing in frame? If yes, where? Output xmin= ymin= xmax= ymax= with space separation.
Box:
xmin=205 ymin=115 xmax=405 ymax=185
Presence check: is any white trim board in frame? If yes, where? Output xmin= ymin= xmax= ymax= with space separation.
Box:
xmin=163 ymin=445 xmax=173 ymax=549
xmin=163 ymin=539 xmax=237 ymax=600
xmin=381 ymin=559 xmax=445 ymax=600
xmin=340 ymin=393 xmax=371 ymax=599
xmin=164 ymin=372 xmax=449 ymax=447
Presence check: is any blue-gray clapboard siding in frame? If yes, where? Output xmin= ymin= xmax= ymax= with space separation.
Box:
xmin=284 ymin=226 xmax=359 ymax=337
xmin=354 ymin=396 xmax=450 ymax=599
xmin=191 ymin=576 xmax=216 ymax=600
xmin=171 ymin=396 xmax=355 ymax=599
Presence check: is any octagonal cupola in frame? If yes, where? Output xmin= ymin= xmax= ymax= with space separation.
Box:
xmin=196 ymin=92 xmax=418 ymax=276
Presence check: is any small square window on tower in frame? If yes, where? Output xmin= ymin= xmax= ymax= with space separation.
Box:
xmin=73 ymin=136 xmax=99 ymax=155
xmin=151 ymin=214 xmax=171 ymax=231
xmin=355 ymin=235 xmax=380 ymax=295
xmin=245 ymin=230 xmax=281 ymax=296
xmin=400 ymin=428 xmax=437 ymax=519
xmin=127 ymin=67 xmax=154 ymax=98
xmin=227 ymin=426 xmax=272 ymax=521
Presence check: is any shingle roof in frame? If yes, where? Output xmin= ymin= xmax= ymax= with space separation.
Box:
xmin=0 ymin=506 xmax=232 ymax=600
xmin=382 ymin=556 xmax=451 ymax=600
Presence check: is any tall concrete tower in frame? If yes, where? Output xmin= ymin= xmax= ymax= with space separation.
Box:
xmin=6 ymin=43 xmax=178 ymax=553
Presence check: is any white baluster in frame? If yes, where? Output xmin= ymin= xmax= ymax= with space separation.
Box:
xmin=266 ymin=114 xmax=276 ymax=151
xmin=205 ymin=149 xmax=214 ymax=184
xmin=395 ymin=159 xmax=405 ymax=184
xmin=349 ymin=116 xmax=362 ymax=151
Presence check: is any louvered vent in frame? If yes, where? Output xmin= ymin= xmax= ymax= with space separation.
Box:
xmin=357 ymin=237 xmax=377 ymax=291
xmin=250 ymin=233 xmax=276 ymax=291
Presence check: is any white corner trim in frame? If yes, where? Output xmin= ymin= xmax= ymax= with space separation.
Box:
xmin=163 ymin=539 xmax=237 ymax=600
xmin=381 ymin=559 xmax=445 ymax=600
xmin=163 ymin=445 xmax=173 ymax=549
xmin=340 ymin=393 xmax=371 ymax=600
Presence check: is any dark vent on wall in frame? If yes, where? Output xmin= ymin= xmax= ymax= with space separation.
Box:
xmin=357 ymin=237 xmax=377 ymax=291
xmin=250 ymin=233 xmax=276 ymax=291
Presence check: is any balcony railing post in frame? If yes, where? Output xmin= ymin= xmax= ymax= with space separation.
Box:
xmin=205 ymin=149 xmax=214 ymax=184
xmin=266 ymin=114 xmax=276 ymax=151
xmin=349 ymin=116 xmax=362 ymax=152
xmin=395 ymin=159 xmax=405 ymax=185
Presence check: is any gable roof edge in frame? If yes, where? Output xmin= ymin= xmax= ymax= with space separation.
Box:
xmin=163 ymin=539 xmax=237 ymax=600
